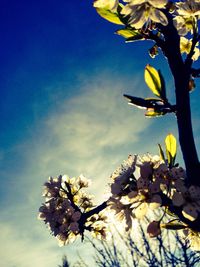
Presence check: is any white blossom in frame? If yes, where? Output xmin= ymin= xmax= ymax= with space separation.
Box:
xmin=172 ymin=185 xmax=200 ymax=221
xmin=121 ymin=0 xmax=168 ymax=29
xmin=180 ymin=37 xmax=200 ymax=61
xmin=110 ymin=155 xmax=137 ymax=196
xmin=176 ymin=0 xmax=200 ymax=18
xmin=86 ymin=213 xmax=110 ymax=240
xmin=39 ymin=174 xmax=96 ymax=245
xmin=77 ymin=174 xmax=91 ymax=188
xmin=108 ymin=197 xmax=134 ymax=230
xmin=173 ymin=16 xmax=194 ymax=35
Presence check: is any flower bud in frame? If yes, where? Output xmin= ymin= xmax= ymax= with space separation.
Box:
xmin=147 ymin=221 xmax=161 ymax=238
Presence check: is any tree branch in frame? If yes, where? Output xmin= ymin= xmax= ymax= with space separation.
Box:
xmin=160 ymin=13 xmax=199 ymax=185
xmin=84 ymin=201 xmax=108 ymax=218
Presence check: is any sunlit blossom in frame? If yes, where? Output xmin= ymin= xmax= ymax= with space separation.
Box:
xmin=38 ymin=197 xmax=81 ymax=245
xmin=86 ymin=213 xmax=110 ymax=240
xmin=121 ymin=0 xmax=168 ymax=29
xmin=108 ymin=197 xmax=134 ymax=230
xmin=176 ymin=0 xmax=200 ymax=18
xmin=77 ymin=174 xmax=91 ymax=188
xmin=129 ymin=191 xmax=162 ymax=219
xmin=172 ymin=185 xmax=200 ymax=221
xmin=110 ymin=154 xmax=137 ymax=181
xmin=39 ymin=174 xmax=96 ymax=245
xmin=180 ymin=36 xmax=200 ymax=61
xmin=173 ymin=15 xmax=194 ymax=35
xmin=110 ymin=155 xmax=137 ymax=196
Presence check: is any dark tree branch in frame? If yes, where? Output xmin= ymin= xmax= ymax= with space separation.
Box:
xmin=159 ymin=13 xmax=200 ymax=185
xmin=84 ymin=201 xmax=108 ymax=218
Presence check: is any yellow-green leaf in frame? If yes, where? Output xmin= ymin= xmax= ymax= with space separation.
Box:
xmin=116 ymin=29 xmax=140 ymax=38
xmin=144 ymin=64 xmax=162 ymax=98
xmin=95 ymin=8 xmax=124 ymax=25
xmin=145 ymin=108 xmax=165 ymax=117
xmin=165 ymin=134 xmax=177 ymax=167
xmin=165 ymin=134 xmax=177 ymax=158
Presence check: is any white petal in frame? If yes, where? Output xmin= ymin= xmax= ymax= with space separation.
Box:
xmin=121 ymin=5 xmax=133 ymax=16
xmin=182 ymin=204 xmax=198 ymax=221
xmin=192 ymin=47 xmax=200 ymax=61
xmin=172 ymin=192 xmax=185 ymax=207
xmin=148 ymin=0 xmax=168 ymax=9
xmin=135 ymin=202 xmax=148 ymax=219
xmin=128 ymin=6 xmax=147 ymax=29
xmin=129 ymin=0 xmax=147 ymax=4
xmin=149 ymin=8 xmax=168 ymax=26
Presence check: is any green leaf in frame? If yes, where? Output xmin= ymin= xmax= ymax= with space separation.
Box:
xmin=95 ymin=8 xmax=124 ymax=25
xmin=115 ymin=28 xmax=141 ymax=38
xmin=144 ymin=65 xmax=165 ymax=99
xmin=158 ymin=144 xmax=165 ymax=162
xmin=165 ymin=134 xmax=177 ymax=167
xmin=145 ymin=108 xmax=166 ymax=117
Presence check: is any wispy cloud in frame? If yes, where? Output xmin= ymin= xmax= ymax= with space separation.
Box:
xmin=1 ymin=72 xmax=153 ymax=267
xmin=35 ymin=73 xmax=153 ymax=196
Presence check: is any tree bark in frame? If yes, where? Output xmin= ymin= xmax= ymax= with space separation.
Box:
xmin=161 ymin=15 xmax=199 ymax=186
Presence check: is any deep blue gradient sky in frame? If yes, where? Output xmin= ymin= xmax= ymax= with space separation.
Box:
xmin=1 ymin=1 xmax=200 ymax=266
xmin=0 ymin=0 xmax=149 ymax=151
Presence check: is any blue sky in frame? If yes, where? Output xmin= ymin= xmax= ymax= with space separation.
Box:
xmin=1 ymin=1 xmax=200 ymax=266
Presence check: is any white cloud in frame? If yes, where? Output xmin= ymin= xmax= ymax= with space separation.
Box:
xmin=1 ymin=72 xmax=153 ymax=267
xmin=0 ymin=221 xmax=85 ymax=267
xmin=32 ymin=74 xmax=153 ymax=199
xmin=42 ymin=74 xmax=151 ymax=171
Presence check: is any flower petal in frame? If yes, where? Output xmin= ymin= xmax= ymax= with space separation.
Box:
xmin=135 ymin=202 xmax=148 ymax=219
xmin=172 ymin=192 xmax=185 ymax=207
xmin=148 ymin=0 xmax=168 ymax=9
xmin=149 ymin=8 xmax=168 ymax=25
xmin=182 ymin=204 xmax=198 ymax=221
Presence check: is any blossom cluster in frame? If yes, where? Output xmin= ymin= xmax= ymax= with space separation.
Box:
xmin=108 ymin=153 xmax=200 ymax=247
xmin=94 ymin=0 xmax=168 ymax=28
xmin=93 ymin=0 xmax=200 ymax=60
xmin=38 ymin=153 xmax=200 ymax=249
xmin=38 ymin=175 xmax=108 ymax=246
xmin=94 ymin=0 xmax=200 ymax=29
xmin=174 ymin=0 xmax=200 ymax=36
